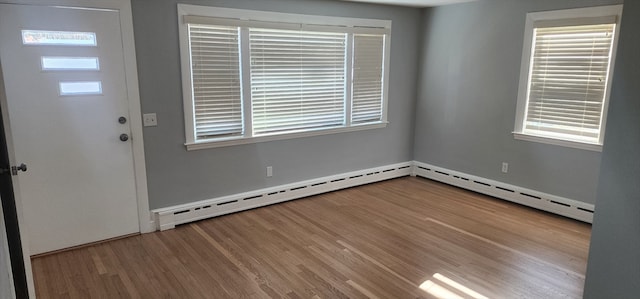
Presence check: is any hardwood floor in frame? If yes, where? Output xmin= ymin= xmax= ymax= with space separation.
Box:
xmin=31 ymin=177 xmax=592 ymax=298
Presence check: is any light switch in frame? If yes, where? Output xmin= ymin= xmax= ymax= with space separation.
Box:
xmin=143 ymin=113 xmax=157 ymax=127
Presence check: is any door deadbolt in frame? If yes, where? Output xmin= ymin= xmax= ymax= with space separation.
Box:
xmin=118 ymin=116 xmax=127 ymax=124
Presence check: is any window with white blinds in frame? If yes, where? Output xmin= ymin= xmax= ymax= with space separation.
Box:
xmin=524 ymin=23 xmax=615 ymax=141
xmin=178 ymin=5 xmax=391 ymax=149
xmin=250 ymin=29 xmax=346 ymax=135
xmin=188 ymin=24 xmax=242 ymax=139
xmin=352 ymin=34 xmax=384 ymax=124
xmin=515 ymin=6 xmax=622 ymax=151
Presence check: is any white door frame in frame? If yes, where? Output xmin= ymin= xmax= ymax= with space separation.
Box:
xmin=0 ymin=0 xmax=150 ymax=295
xmin=0 ymin=54 xmax=28 ymax=299
xmin=0 ymin=199 xmax=16 ymax=299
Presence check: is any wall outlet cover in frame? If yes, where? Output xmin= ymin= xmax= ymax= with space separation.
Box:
xmin=266 ymin=166 xmax=273 ymax=177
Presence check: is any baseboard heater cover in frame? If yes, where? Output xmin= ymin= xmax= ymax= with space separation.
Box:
xmin=152 ymin=162 xmax=413 ymax=231
xmin=411 ymin=161 xmax=595 ymax=223
xmin=152 ymin=161 xmax=593 ymax=231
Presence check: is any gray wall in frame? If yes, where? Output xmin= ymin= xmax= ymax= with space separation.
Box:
xmin=131 ymin=0 xmax=421 ymax=209
xmin=584 ymin=0 xmax=640 ymax=297
xmin=414 ymin=0 xmax=622 ymax=205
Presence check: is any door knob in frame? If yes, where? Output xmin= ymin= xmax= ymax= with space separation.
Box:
xmin=10 ymin=163 xmax=27 ymax=175
xmin=120 ymin=134 xmax=129 ymax=142
xmin=118 ymin=116 xmax=127 ymax=124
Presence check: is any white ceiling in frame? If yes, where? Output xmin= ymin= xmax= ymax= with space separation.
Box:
xmin=340 ymin=0 xmax=475 ymax=7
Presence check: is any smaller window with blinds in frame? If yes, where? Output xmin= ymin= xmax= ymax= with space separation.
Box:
xmin=178 ymin=4 xmax=391 ymax=149
xmin=188 ymin=24 xmax=242 ymax=140
xmin=352 ymin=34 xmax=385 ymax=124
xmin=514 ymin=5 xmax=622 ymax=151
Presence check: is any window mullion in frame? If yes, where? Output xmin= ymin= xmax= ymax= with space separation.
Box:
xmin=345 ymin=33 xmax=353 ymax=127
xmin=239 ymin=27 xmax=253 ymax=137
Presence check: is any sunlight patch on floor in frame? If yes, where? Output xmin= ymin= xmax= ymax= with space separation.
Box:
xmin=419 ymin=273 xmax=488 ymax=299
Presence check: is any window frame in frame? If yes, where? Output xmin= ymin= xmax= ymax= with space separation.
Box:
xmin=177 ymin=4 xmax=391 ymax=150
xmin=513 ymin=5 xmax=623 ymax=152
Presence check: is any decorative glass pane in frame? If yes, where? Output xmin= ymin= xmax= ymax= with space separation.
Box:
xmin=22 ymin=30 xmax=97 ymax=46
xmin=42 ymin=57 xmax=100 ymax=70
xmin=59 ymin=81 xmax=102 ymax=96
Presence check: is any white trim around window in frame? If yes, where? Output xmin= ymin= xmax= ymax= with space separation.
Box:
xmin=177 ymin=4 xmax=392 ymax=150
xmin=513 ymin=5 xmax=623 ymax=152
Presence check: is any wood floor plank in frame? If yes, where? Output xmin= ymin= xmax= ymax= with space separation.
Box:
xmin=32 ymin=177 xmax=591 ymax=298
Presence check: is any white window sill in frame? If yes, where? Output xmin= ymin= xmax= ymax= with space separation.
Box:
xmin=186 ymin=122 xmax=388 ymax=151
xmin=513 ymin=132 xmax=602 ymax=152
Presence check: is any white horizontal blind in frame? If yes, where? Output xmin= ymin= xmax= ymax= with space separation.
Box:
xmin=250 ymin=28 xmax=346 ymax=135
xmin=352 ymin=34 xmax=384 ymax=124
xmin=524 ymin=23 xmax=616 ymax=142
xmin=189 ymin=24 xmax=243 ymax=140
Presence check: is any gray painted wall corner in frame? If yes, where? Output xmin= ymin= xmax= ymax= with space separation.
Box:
xmin=413 ymin=0 xmax=622 ymax=205
xmin=585 ymin=0 xmax=640 ymax=297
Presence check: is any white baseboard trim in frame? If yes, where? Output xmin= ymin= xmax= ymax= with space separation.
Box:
xmin=151 ymin=160 xmax=595 ymax=231
xmin=411 ymin=161 xmax=595 ymax=223
xmin=152 ymin=162 xmax=413 ymax=231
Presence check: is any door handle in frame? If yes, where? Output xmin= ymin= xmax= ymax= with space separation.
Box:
xmin=120 ymin=134 xmax=129 ymax=142
xmin=4 ymin=163 xmax=27 ymax=176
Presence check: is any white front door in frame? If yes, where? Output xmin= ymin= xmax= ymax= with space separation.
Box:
xmin=0 ymin=3 xmax=140 ymax=255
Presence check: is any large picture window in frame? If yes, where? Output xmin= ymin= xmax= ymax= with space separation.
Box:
xmin=514 ymin=5 xmax=622 ymax=151
xmin=178 ymin=5 xmax=391 ymax=150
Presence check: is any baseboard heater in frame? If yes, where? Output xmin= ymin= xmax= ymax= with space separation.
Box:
xmin=412 ymin=161 xmax=595 ymax=223
xmin=152 ymin=161 xmax=594 ymax=231
xmin=153 ymin=162 xmax=413 ymax=231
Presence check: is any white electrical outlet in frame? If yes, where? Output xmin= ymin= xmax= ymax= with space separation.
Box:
xmin=266 ymin=166 xmax=273 ymax=177
xmin=502 ymin=162 xmax=509 ymax=173
xmin=143 ymin=113 xmax=157 ymax=127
